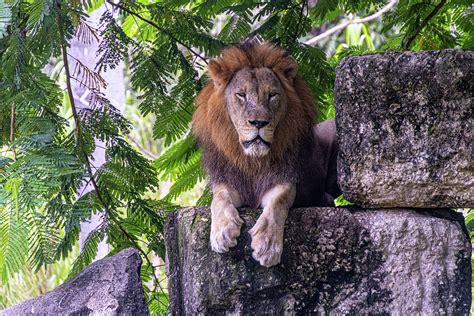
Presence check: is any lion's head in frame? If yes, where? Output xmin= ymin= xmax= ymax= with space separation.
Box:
xmin=193 ymin=42 xmax=316 ymax=172
xmin=222 ymin=66 xmax=285 ymax=157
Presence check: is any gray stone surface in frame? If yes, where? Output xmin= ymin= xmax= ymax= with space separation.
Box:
xmin=1 ymin=248 xmax=149 ymax=316
xmin=165 ymin=207 xmax=471 ymax=315
xmin=335 ymin=49 xmax=473 ymax=208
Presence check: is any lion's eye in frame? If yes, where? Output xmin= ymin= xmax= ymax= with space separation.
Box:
xmin=269 ymin=92 xmax=279 ymax=99
xmin=236 ymin=92 xmax=246 ymax=99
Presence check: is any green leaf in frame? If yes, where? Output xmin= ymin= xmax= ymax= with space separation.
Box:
xmin=4 ymin=177 xmax=19 ymax=217
xmin=335 ymin=195 xmax=354 ymax=207
xmin=68 ymin=225 xmax=105 ymax=278
xmin=0 ymin=204 xmax=29 ymax=283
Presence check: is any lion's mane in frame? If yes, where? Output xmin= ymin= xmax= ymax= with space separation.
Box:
xmin=192 ymin=43 xmax=317 ymax=207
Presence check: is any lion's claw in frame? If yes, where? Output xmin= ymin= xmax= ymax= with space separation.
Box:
xmin=249 ymin=216 xmax=284 ymax=267
xmin=210 ymin=208 xmax=243 ymax=253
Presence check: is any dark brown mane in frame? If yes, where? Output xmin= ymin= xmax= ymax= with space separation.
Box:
xmin=192 ymin=43 xmax=316 ymax=206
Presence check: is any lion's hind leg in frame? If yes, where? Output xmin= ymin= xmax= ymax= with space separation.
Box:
xmin=250 ymin=183 xmax=296 ymax=267
xmin=210 ymin=184 xmax=243 ymax=253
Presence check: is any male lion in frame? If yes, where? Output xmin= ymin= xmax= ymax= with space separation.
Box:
xmin=192 ymin=42 xmax=340 ymax=267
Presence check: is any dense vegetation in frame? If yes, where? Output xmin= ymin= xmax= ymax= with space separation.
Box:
xmin=0 ymin=0 xmax=472 ymax=313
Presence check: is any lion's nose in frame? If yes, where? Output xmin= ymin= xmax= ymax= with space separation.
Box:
xmin=249 ymin=120 xmax=269 ymax=129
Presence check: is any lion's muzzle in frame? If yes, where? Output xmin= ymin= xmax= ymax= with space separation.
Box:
xmin=240 ymin=124 xmax=274 ymax=157
xmin=242 ymin=135 xmax=271 ymax=149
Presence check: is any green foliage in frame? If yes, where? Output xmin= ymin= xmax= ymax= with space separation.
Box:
xmin=466 ymin=209 xmax=474 ymax=241
xmin=0 ymin=0 xmax=472 ymax=313
xmin=0 ymin=244 xmax=79 ymax=309
xmin=334 ymin=195 xmax=354 ymax=207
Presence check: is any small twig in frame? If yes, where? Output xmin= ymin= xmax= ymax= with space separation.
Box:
xmin=304 ymin=0 xmax=398 ymax=46
xmin=403 ymin=0 xmax=446 ymax=49
xmin=293 ymin=0 xmax=307 ymax=42
xmin=77 ymin=178 xmax=94 ymax=197
xmin=76 ymin=18 xmax=100 ymax=44
xmin=106 ymin=0 xmax=208 ymax=64
xmin=57 ymin=12 xmax=81 ymax=142
xmin=130 ymin=14 xmax=146 ymax=42
xmin=10 ymin=103 xmax=17 ymax=160
xmin=127 ymin=135 xmax=158 ymax=160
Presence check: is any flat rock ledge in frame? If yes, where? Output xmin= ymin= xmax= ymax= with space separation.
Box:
xmin=1 ymin=248 xmax=149 ymax=316
xmin=165 ymin=207 xmax=471 ymax=315
xmin=335 ymin=49 xmax=473 ymax=208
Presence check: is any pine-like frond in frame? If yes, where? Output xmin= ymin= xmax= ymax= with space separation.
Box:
xmin=26 ymin=210 xmax=60 ymax=271
xmin=96 ymin=11 xmax=133 ymax=72
xmin=72 ymin=58 xmax=107 ymax=90
xmin=162 ymin=159 xmax=206 ymax=202
xmin=54 ymin=191 xmax=102 ymax=261
xmin=196 ymin=185 xmax=212 ymax=206
xmin=151 ymin=75 xmax=196 ymax=146
xmin=0 ymin=203 xmax=29 ymax=283
xmin=153 ymin=135 xmax=200 ymax=177
xmin=68 ymin=224 xmax=106 ymax=278
xmin=75 ymin=18 xmax=99 ymax=44
xmin=218 ymin=14 xmax=252 ymax=43
xmin=290 ymin=44 xmax=335 ymax=118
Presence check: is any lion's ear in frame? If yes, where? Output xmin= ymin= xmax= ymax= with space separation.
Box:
xmin=275 ymin=56 xmax=298 ymax=84
xmin=282 ymin=57 xmax=298 ymax=81
xmin=208 ymin=59 xmax=229 ymax=87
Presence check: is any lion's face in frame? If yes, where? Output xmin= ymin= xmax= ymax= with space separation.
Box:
xmin=224 ymin=67 xmax=285 ymax=157
xmin=193 ymin=43 xmax=316 ymax=172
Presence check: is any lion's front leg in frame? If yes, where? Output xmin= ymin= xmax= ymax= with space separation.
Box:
xmin=210 ymin=183 xmax=243 ymax=253
xmin=249 ymin=183 xmax=296 ymax=267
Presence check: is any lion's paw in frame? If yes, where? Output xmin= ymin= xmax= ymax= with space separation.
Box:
xmin=210 ymin=207 xmax=243 ymax=253
xmin=249 ymin=216 xmax=284 ymax=267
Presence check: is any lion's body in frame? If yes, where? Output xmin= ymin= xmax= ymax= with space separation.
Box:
xmin=296 ymin=119 xmax=340 ymax=206
xmin=196 ymin=119 xmax=339 ymax=208
xmin=192 ymin=42 xmax=340 ymax=266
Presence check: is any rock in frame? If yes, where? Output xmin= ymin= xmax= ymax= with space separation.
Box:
xmin=1 ymin=248 xmax=149 ymax=316
xmin=165 ymin=207 xmax=471 ymax=315
xmin=334 ymin=49 xmax=473 ymax=208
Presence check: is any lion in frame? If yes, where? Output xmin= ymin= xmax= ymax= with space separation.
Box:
xmin=192 ymin=42 xmax=340 ymax=267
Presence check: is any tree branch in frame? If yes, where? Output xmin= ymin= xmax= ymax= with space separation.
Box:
xmin=57 ymin=3 xmax=109 ymax=217
xmin=56 ymin=2 xmax=164 ymax=296
xmin=292 ymin=0 xmax=307 ymax=43
xmin=402 ymin=0 xmax=446 ymax=49
xmin=304 ymin=0 xmax=398 ymax=46
xmin=127 ymin=135 xmax=158 ymax=160
xmin=105 ymin=0 xmax=208 ymax=64
xmin=10 ymin=103 xmax=16 ymax=161
xmin=62 ymin=49 xmax=163 ymax=299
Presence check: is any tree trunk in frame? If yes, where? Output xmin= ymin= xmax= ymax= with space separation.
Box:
xmin=71 ymin=6 xmax=126 ymax=259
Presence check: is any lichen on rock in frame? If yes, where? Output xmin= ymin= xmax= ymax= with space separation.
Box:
xmin=335 ymin=49 xmax=473 ymax=208
xmin=165 ymin=207 xmax=471 ymax=315
xmin=0 ymin=248 xmax=149 ymax=316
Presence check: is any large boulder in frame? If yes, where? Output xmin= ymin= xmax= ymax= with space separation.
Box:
xmin=335 ymin=49 xmax=473 ymax=208
xmin=165 ymin=207 xmax=471 ymax=315
xmin=1 ymin=248 xmax=149 ymax=316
